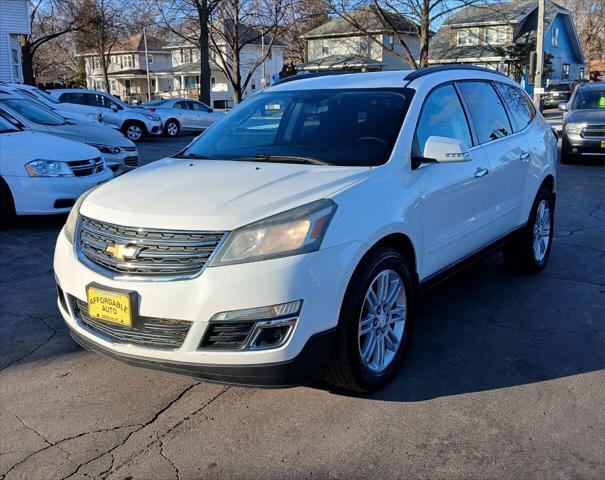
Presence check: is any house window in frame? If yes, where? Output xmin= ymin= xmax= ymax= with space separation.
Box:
xmin=110 ymin=79 xmax=118 ymax=93
xmin=110 ymin=55 xmax=116 ymax=64
xmin=10 ymin=46 xmax=21 ymax=81
xmin=182 ymin=48 xmax=192 ymax=63
xmin=456 ymin=28 xmax=481 ymax=46
xmin=562 ymin=63 xmax=570 ymax=79
xmin=93 ymin=57 xmax=100 ymax=70
xmin=251 ymin=78 xmax=256 ymax=90
xmin=122 ymin=55 xmax=133 ymax=68
xmin=579 ymin=67 xmax=585 ymax=79
xmin=485 ymin=26 xmax=507 ymax=45
xmin=124 ymin=79 xmax=132 ymax=93
xmin=147 ymin=54 xmax=153 ymax=64
xmin=551 ymin=27 xmax=559 ymax=47
xmin=151 ymin=78 xmax=156 ymax=89
xmin=383 ymin=34 xmax=395 ymax=50
xmin=211 ymin=77 xmax=216 ymax=87
xmin=322 ymin=39 xmax=330 ymax=55
xmin=184 ymin=76 xmax=198 ymax=89
xmin=94 ymin=79 xmax=103 ymax=90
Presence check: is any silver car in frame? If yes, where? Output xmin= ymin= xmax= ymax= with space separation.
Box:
xmin=140 ymin=99 xmax=224 ymax=137
xmin=0 ymin=96 xmax=139 ymax=175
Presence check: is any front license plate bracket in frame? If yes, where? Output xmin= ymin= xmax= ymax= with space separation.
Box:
xmin=86 ymin=283 xmax=138 ymax=328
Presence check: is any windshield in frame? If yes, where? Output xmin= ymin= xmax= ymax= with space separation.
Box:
xmin=0 ymin=98 xmax=65 ymax=126
xmin=572 ymin=91 xmax=605 ymax=110
xmin=547 ymin=84 xmax=571 ymax=92
xmin=179 ymin=88 xmax=411 ymax=167
xmin=0 ymin=114 xmax=19 ymax=133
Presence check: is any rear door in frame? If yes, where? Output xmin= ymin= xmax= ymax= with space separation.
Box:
xmin=457 ymin=81 xmax=529 ymax=237
xmin=414 ymin=83 xmax=495 ymax=276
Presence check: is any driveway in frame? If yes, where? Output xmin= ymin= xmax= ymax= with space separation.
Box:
xmin=0 ymin=145 xmax=603 ymax=479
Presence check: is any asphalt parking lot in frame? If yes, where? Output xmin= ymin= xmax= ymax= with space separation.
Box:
xmin=1 ymin=128 xmax=604 ymax=479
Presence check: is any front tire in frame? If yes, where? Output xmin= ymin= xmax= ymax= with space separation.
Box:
xmin=0 ymin=178 xmax=15 ymax=228
xmin=325 ymin=247 xmax=416 ymax=392
xmin=122 ymin=121 xmax=146 ymax=142
xmin=163 ymin=119 xmax=180 ymax=137
xmin=505 ymin=187 xmax=555 ymax=273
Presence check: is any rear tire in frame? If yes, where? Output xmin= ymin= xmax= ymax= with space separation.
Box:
xmin=163 ymin=119 xmax=180 ymax=137
xmin=504 ymin=187 xmax=555 ymax=273
xmin=0 ymin=178 xmax=15 ymax=228
xmin=325 ymin=247 xmax=417 ymax=392
xmin=122 ymin=121 xmax=146 ymax=142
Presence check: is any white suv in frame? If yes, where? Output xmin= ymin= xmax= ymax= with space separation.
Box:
xmin=54 ymin=67 xmax=558 ymax=392
xmin=49 ymin=89 xmax=162 ymax=142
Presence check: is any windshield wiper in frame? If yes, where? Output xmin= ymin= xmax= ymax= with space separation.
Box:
xmin=253 ymin=154 xmax=328 ymax=165
xmin=173 ymin=152 xmax=215 ymax=160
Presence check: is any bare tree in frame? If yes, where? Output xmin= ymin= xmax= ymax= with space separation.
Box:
xmin=327 ymin=0 xmax=485 ymax=69
xmin=151 ymin=0 xmax=223 ymax=104
xmin=562 ymin=0 xmax=604 ymax=62
xmin=210 ymin=0 xmax=287 ymax=104
xmin=280 ymin=0 xmax=330 ymax=64
xmin=21 ymin=0 xmax=88 ymax=85
xmin=75 ymin=0 xmax=124 ymax=92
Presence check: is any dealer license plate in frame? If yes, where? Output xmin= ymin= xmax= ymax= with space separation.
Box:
xmin=86 ymin=286 xmax=133 ymax=327
xmin=601 ymin=140 xmax=605 ymax=149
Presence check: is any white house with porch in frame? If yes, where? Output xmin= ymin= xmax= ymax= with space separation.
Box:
xmin=80 ymin=33 xmax=172 ymax=104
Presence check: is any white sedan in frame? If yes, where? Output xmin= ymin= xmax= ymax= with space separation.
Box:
xmin=139 ymin=98 xmax=224 ymax=137
xmin=0 ymin=115 xmax=112 ymax=225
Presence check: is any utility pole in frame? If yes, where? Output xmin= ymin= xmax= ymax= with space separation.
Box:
xmin=533 ymin=0 xmax=545 ymax=106
xmin=261 ymin=34 xmax=266 ymax=88
xmin=143 ymin=27 xmax=152 ymax=103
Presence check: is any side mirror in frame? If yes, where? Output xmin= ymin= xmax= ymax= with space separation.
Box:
xmin=558 ymin=102 xmax=568 ymax=111
xmin=208 ymin=108 xmax=214 ymax=113
xmin=423 ymin=136 xmax=471 ymax=163
xmin=111 ymin=104 xmax=119 ymax=112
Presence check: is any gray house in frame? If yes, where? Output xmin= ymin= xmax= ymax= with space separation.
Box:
xmin=429 ymin=0 xmax=585 ymax=84
xmin=300 ymin=6 xmax=421 ymax=72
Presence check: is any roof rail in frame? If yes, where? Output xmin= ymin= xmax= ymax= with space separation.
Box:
xmin=404 ymin=65 xmax=507 ymax=82
xmin=272 ymin=70 xmax=362 ymax=86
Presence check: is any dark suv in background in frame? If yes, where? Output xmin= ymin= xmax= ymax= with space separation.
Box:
xmin=560 ymin=82 xmax=605 ymax=163
xmin=543 ymin=83 xmax=573 ymax=109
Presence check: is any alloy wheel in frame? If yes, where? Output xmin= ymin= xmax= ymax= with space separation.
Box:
xmin=358 ymin=269 xmax=407 ymax=373
xmin=127 ymin=125 xmax=143 ymax=141
xmin=166 ymin=122 xmax=178 ymax=136
xmin=533 ymin=199 xmax=551 ymax=263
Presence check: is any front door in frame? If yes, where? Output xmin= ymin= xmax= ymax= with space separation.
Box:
xmin=414 ymin=83 xmax=496 ymax=277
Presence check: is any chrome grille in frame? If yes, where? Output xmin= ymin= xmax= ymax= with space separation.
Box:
xmin=583 ymin=125 xmax=605 ymax=138
xmin=73 ymin=298 xmax=191 ymax=350
xmin=68 ymin=157 xmax=104 ymax=177
xmin=77 ymin=216 xmax=225 ymax=279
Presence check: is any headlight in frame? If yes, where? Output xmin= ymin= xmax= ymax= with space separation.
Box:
xmin=25 ymin=159 xmax=73 ymax=177
xmin=143 ymin=113 xmax=160 ymax=122
xmin=211 ymin=199 xmax=337 ymax=267
xmin=64 ymin=187 xmax=99 ymax=245
xmin=565 ymin=122 xmax=586 ymax=134
xmin=88 ymin=143 xmax=121 ymax=154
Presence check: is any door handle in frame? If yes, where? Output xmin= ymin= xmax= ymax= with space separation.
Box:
xmin=474 ymin=167 xmax=489 ymax=178
xmin=520 ymin=152 xmax=530 ymax=161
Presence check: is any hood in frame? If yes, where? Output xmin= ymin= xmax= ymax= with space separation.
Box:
xmin=565 ymin=109 xmax=605 ymax=124
xmin=81 ymin=158 xmax=370 ymax=230
xmin=48 ymin=122 xmax=133 ymax=147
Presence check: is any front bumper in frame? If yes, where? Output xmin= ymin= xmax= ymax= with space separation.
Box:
xmin=144 ymin=120 xmax=162 ymax=136
xmin=5 ymin=169 xmax=113 ymax=215
xmin=54 ymin=231 xmax=364 ymax=385
xmin=102 ymin=150 xmax=139 ymax=175
xmin=562 ymin=132 xmax=605 ymax=157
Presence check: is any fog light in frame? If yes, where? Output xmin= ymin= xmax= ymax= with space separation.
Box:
xmin=572 ymin=147 xmax=578 ymax=153
xmin=249 ymin=319 xmax=297 ymax=350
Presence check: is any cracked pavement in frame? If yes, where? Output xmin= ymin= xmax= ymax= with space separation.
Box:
xmin=1 ymin=141 xmax=603 ymax=479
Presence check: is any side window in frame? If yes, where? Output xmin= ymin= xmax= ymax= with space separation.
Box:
xmin=190 ymin=101 xmax=210 ymax=112
xmin=494 ymin=82 xmax=534 ymax=132
xmin=414 ymin=84 xmax=472 ymax=157
xmin=457 ymin=81 xmax=512 ymax=144
xmin=174 ymin=102 xmax=188 ymax=110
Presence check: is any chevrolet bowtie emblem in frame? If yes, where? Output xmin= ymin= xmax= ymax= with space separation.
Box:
xmin=105 ymin=244 xmax=140 ymax=261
